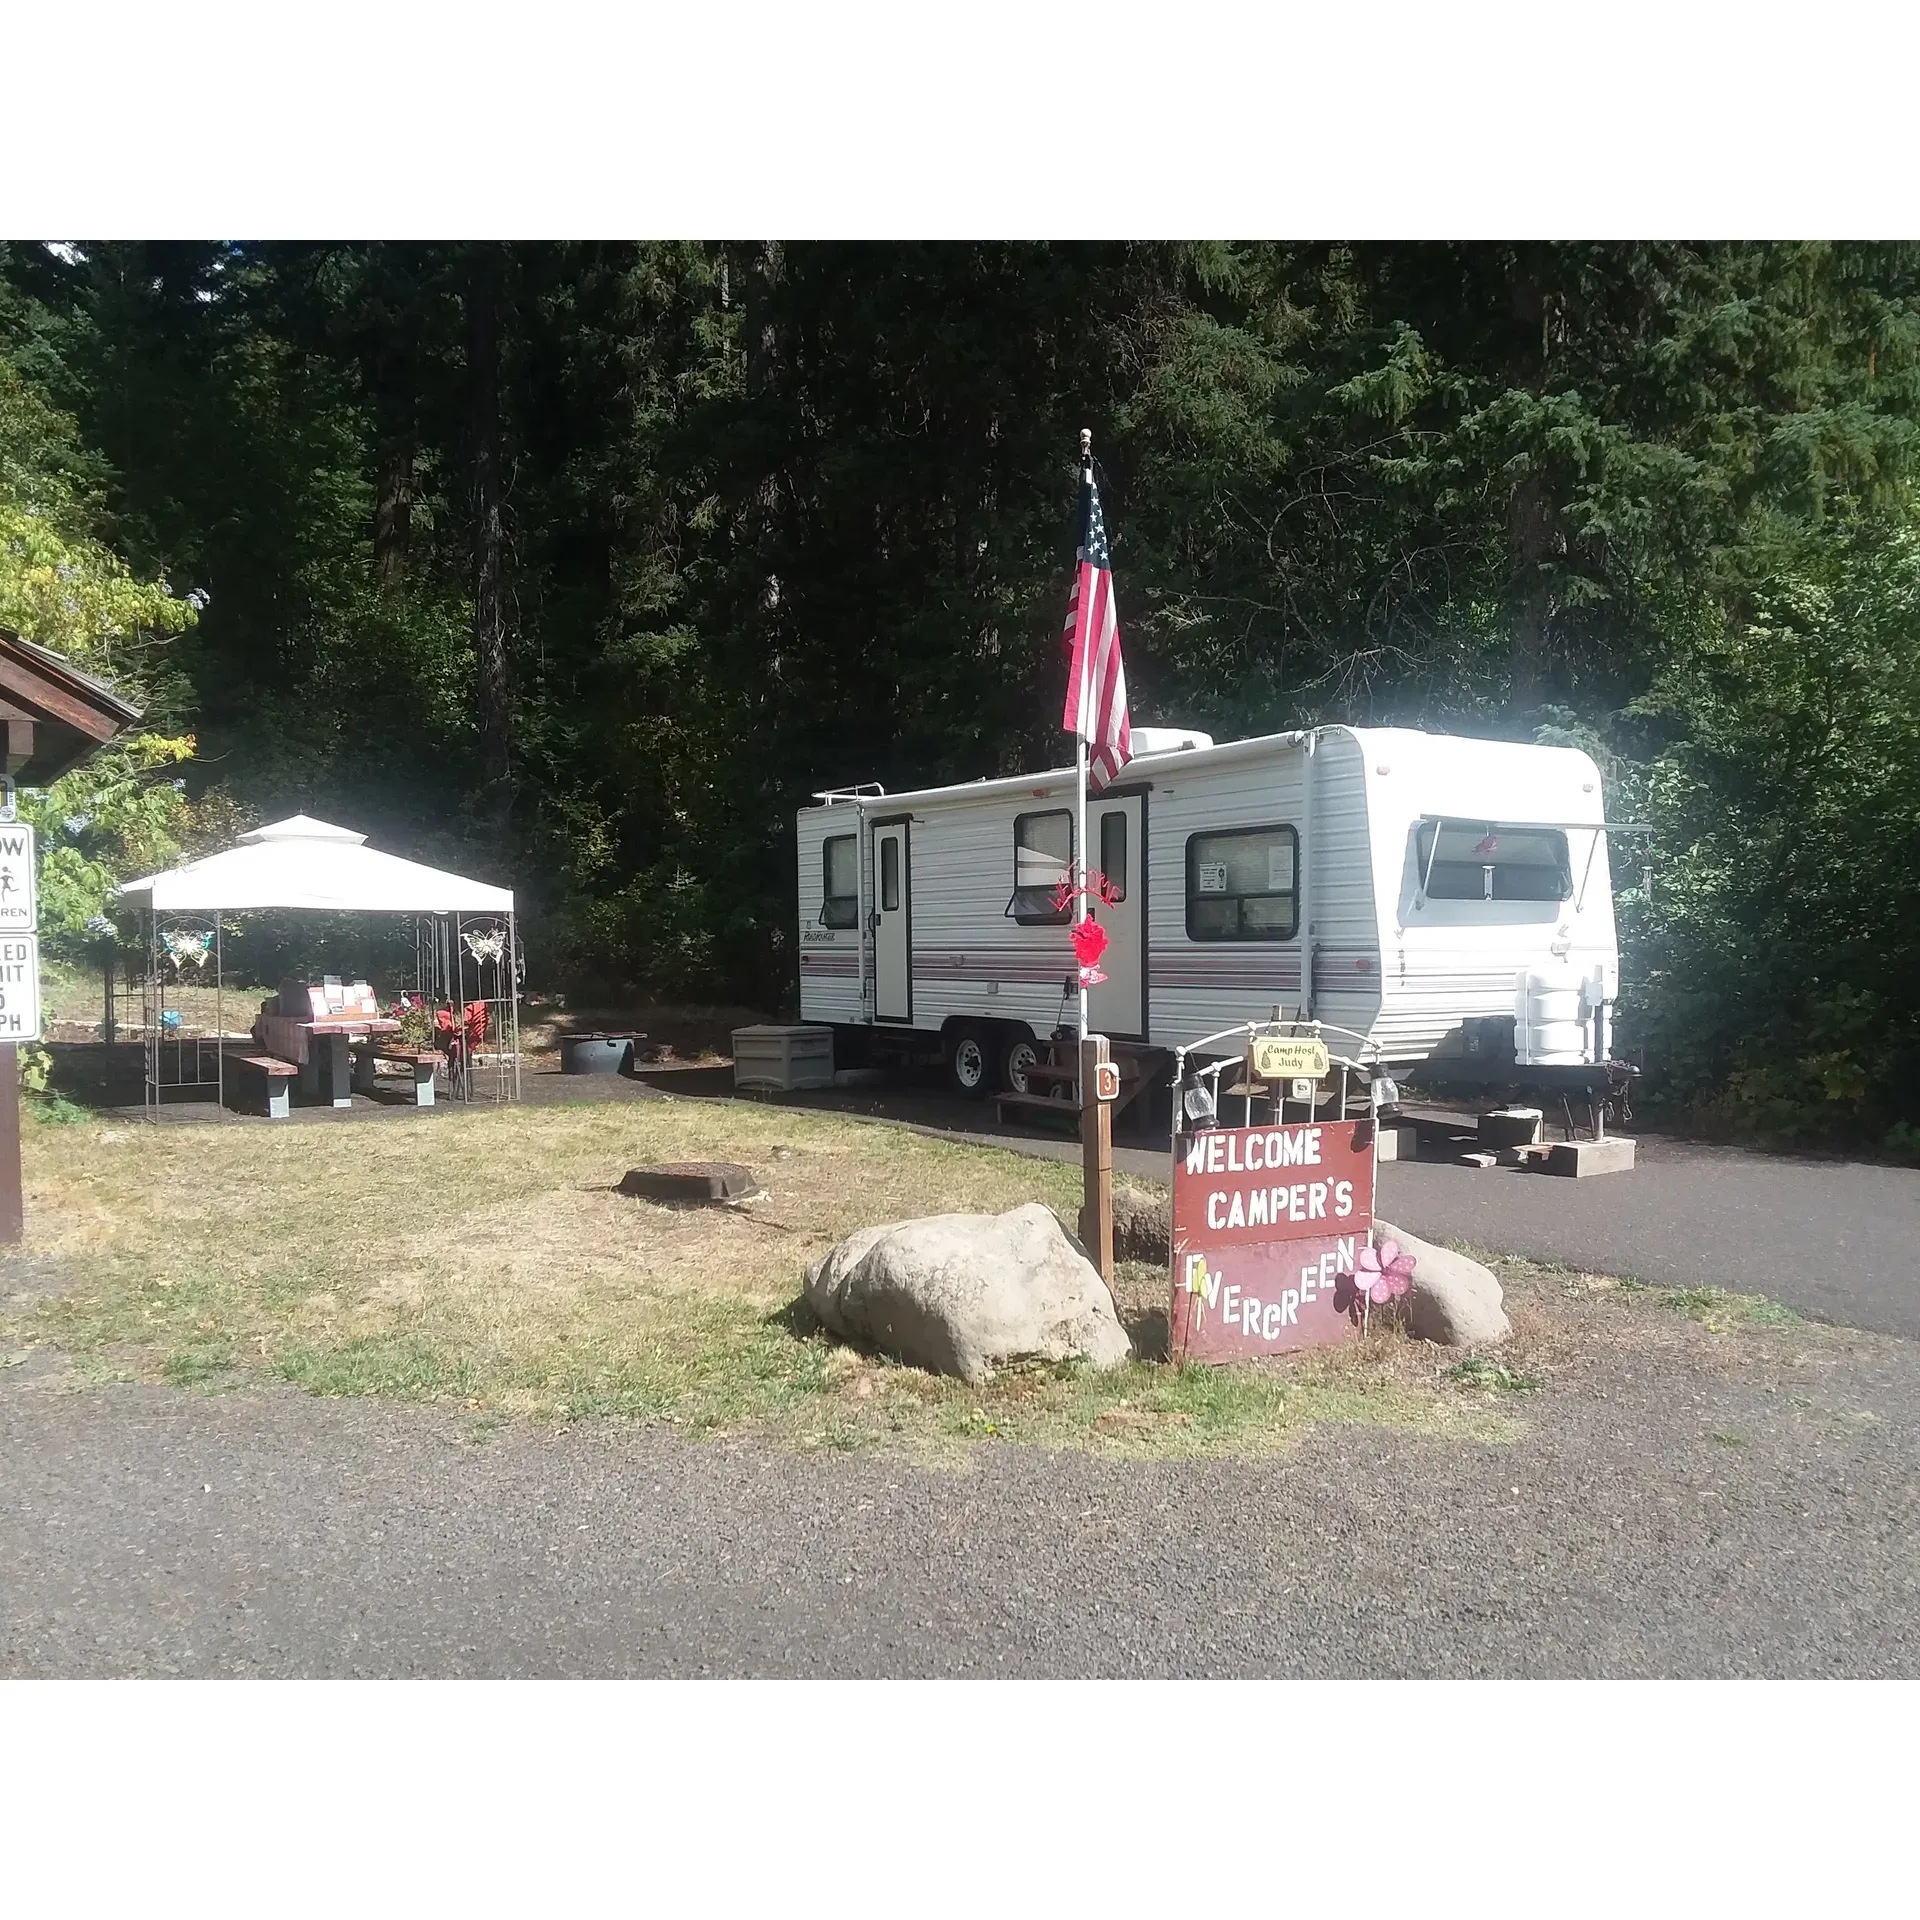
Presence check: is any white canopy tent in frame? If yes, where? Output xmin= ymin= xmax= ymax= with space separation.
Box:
xmin=118 ymin=816 xmax=520 ymax=1113
xmin=119 ymin=814 xmax=515 ymax=915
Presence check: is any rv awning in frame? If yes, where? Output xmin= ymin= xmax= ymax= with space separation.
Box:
xmin=118 ymin=815 xmax=515 ymax=915
xmin=1413 ymin=815 xmax=1651 ymax=910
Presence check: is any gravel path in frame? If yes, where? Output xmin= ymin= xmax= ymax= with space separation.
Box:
xmin=5 ymin=1280 xmax=1914 ymax=1678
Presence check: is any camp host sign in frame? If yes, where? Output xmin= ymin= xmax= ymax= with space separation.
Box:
xmin=0 ymin=822 xmax=40 ymax=1042
xmin=1169 ymin=1118 xmax=1376 ymax=1361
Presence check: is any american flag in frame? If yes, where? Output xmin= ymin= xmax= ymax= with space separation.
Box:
xmin=1060 ymin=466 xmax=1132 ymax=790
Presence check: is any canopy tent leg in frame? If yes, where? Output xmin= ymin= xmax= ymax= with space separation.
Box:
xmin=509 ymin=912 xmax=521 ymax=1103
xmin=145 ymin=907 xmax=157 ymax=1120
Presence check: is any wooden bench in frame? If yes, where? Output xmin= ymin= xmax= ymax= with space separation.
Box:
xmin=230 ymin=1053 xmax=299 ymax=1120
xmin=369 ymin=1046 xmax=441 ymax=1107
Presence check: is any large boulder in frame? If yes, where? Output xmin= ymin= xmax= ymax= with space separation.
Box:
xmin=805 ymin=1202 xmax=1133 ymax=1384
xmin=1375 ymin=1220 xmax=1512 ymax=1347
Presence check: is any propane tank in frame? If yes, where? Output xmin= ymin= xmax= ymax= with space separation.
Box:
xmin=1515 ymin=967 xmax=1590 ymax=1065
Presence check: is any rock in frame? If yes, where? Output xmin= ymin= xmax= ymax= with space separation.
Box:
xmin=1375 ymin=1221 xmax=1512 ymax=1347
xmin=1112 ymin=1185 xmax=1172 ymax=1263
xmin=1074 ymin=1184 xmax=1171 ymax=1264
xmin=1477 ymin=1106 xmax=1544 ymax=1149
xmin=805 ymin=1202 xmax=1133 ymax=1385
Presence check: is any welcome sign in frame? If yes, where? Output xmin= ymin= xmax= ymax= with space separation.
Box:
xmin=1169 ymin=1119 xmax=1377 ymax=1360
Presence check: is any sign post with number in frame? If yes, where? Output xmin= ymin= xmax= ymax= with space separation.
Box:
xmin=1080 ymin=1032 xmax=1115 ymax=1285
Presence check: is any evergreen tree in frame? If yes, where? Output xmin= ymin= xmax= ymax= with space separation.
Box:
xmin=7 ymin=237 xmax=1920 ymax=1141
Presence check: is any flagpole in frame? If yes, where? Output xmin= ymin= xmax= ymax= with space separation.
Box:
xmin=1072 ymin=428 xmax=1113 ymax=1288
xmin=1075 ymin=428 xmax=1093 ymax=1044
xmin=1076 ymin=733 xmax=1089 ymax=1042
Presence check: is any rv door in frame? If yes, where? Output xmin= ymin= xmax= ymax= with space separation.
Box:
xmin=1087 ymin=792 xmax=1145 ymax=1039
xmin=872 ymin=819 xmax=911 ymax=1022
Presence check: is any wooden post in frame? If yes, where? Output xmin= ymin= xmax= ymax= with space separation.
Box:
xmin=0 ymin=1041 xmax=20 ymax=1245
xmin=1080 ymin=1032 xmax=1114 ymax=1285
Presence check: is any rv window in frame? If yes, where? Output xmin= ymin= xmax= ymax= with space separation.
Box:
xmin=1098 ymin=811 xmax=1127 ymax=903
xmin=880 ymin=836 xmax=901 ymax=913
xmin=1416 ymin=821 xmax=1571 ymax=902
xmin=1008 ymin=810 xmax=1074 ymax=924
xmin=1185 ymin=825 xmax=1299 ymax=941
xmin=820 ymin=834 xmax=859 ymax=929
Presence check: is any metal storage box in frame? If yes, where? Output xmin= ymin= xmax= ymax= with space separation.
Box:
xmin=732 ymin=1023 xmax=835 ymax=1092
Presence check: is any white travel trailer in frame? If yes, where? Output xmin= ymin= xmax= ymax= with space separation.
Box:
xmin=796 ymin=725 xmax=1632 ymax=1106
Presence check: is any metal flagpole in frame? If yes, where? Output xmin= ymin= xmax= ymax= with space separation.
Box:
xmin=1074 ymin=428 xmax=1093 ymax=1044
xmin=1075 ymin=733 xmax=1089 ymax=1041
xmin=1073 ymin=428 xmax=1113 ymax=1286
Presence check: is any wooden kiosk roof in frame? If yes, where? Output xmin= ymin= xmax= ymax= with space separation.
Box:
xmin=0 ymin=627 xmax=145 ymax=785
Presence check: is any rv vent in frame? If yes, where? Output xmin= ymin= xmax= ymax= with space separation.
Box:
xmin=1131 ymin=726 xmax=1214 ymax=754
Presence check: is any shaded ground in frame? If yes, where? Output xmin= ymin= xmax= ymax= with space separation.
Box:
xmin=43 ymin=1043 xmax=682 ymax=1123
xmin=4 ymin=1266 xmax=1913 ymax=1676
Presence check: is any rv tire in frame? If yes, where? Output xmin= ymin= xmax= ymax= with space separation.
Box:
xmin=1000 ymin=1031 xmax=1041 ymax=1096
xmin=945 ymin=1025 xmax=993 ymax=1099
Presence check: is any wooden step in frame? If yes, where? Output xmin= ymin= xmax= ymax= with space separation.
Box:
xmin=995 ymin=1091 xmax=1082 ymax=1117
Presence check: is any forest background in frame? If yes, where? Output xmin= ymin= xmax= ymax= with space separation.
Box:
xmin=3 ymin=239 xmax=1918 ymax=1150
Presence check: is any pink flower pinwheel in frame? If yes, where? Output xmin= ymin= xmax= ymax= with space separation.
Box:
xmin=1354 ymin=1236 xmax=1417 ymax=1307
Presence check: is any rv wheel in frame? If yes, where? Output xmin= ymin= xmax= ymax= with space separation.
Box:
xmin=946 ymin=1028 xmax=992 ymax=1099
xmin=1001 ymin=1033 xmax=1041 ymax=1096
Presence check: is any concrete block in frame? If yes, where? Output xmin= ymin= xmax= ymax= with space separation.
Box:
xmin=1543 ymin=1137 xmax=1637 ymax=1178
xmin=1479 ymin=1106 xmax=1544 ymax=1149
xmin=1495 ymin=1144 xmax=1551 ymax=1168
xmin=1374 ymin=1123 xmax=1420 ymax=1163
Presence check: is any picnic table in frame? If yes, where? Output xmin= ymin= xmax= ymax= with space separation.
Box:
xmin=246 ymin=979 xmax=408 ymax=1110
xmin=255 ymin=1010 xmax=402 ymax=1107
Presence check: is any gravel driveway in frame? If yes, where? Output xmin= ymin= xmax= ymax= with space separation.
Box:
xmin=5 ymin=1273 xmax=1914 ymax=1678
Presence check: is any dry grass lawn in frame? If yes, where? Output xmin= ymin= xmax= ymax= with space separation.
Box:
xmin=4 ymin=1094 xmax=1795 ymax=1460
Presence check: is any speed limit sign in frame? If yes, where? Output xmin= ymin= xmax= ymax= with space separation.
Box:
xmin=0 ymin=934 xmax=40 ymax=1042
